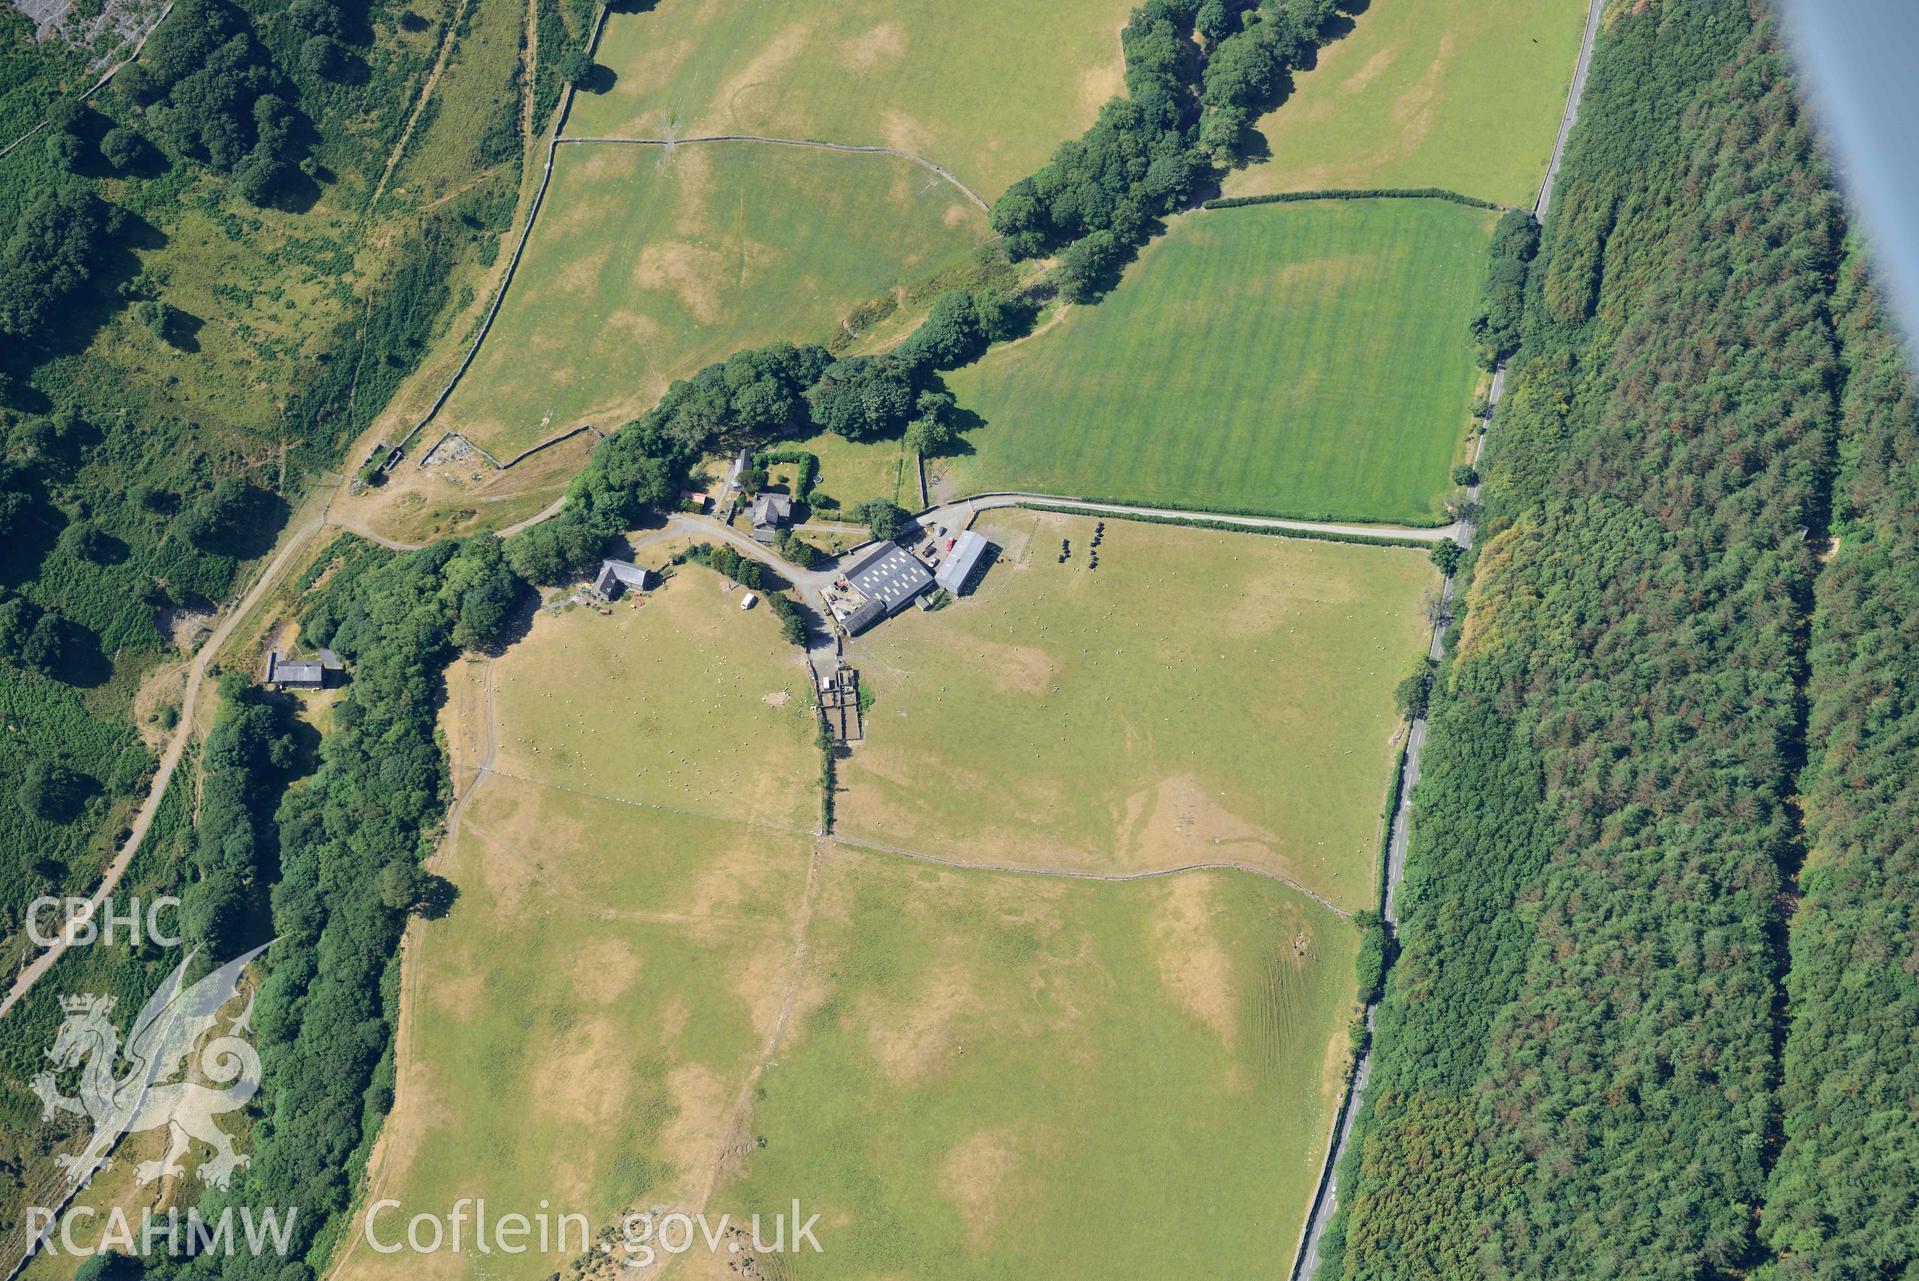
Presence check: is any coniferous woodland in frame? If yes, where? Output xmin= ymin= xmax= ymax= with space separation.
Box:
xmin=1761 ymin=244 xmax=1919 ymax=1277
xmin=1323 ymin=4 xmax=1917 ymax=1278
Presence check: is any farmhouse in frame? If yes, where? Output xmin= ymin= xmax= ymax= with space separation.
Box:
xmin=751 ymin=493 xmax=794 ymax=543
xmin=265 ymin=650 xmax=331 ymax=690
xmin=590 ymin=559 xmax=657 ymax=599
xmin=935 ymin=530 xmax=991 ymax=595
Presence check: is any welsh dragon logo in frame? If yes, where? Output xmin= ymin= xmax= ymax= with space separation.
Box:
xmin=29 ymin=943 xmax=272 ymax=1191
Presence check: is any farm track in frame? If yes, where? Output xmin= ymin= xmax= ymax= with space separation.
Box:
xmin=555 ymin=133 xmax=991 ymax=210
xmin=918 ymin=492 xmax=1460 ymax=543
xmin=382 ymin=2 xmax=615 ymax=459
xmin=825 ymin=835 xmax=1353 ymax=918
xmin=0 ymin=508 xmax=328 ymax=1022
xmin=0 ymin=479 xmax=566 ymax=1024
xmin=0 ymin=442 xmax=1458 ymax=1272
xmin=1286 ymin=0 xmax=1606 ymax=1274
xmin=668 ymin=841 xmax=824 ymax=1266
xmin=9 ymin=4 xmax=1603 ymax=1273
xmin=381 ymin=122 xmax=987 ymax=468
xmin=320 ymin=649 xmax=496 ymax=1281
xmin=467 ymin=765 xmax=821 ymax=840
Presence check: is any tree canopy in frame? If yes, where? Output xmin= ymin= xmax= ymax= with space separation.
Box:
xmin=1321 ymin=9 xmax=1915 ymax=1279
xmin=0 ymin=186 xmax=122 ymax=340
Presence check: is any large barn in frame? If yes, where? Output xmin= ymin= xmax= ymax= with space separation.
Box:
xmin=934 ymin=530 xmax=991 ymax=594
xmin=845 ymin=542 xmax=934 ymax=615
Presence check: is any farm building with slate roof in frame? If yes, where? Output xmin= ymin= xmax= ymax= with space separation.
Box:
xmin=751 ymin=493 xmax=794 ymax=543
xmin=265 ymin=651 xmax=326 ymax=690
xmin=591 ymin=559 xmax=658 ymax=598
xmin=840 ymin=597 xmax=888 ymax=636
xmin=845 ymin=542 xmax=934 ymax=615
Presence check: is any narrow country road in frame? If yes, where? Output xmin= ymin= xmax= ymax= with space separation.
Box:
xmin=1 ymin=336 xmax=1465 ymax=1026
xmin=916 ymin=491 xmax=1458 ymax=543
xmin=0 ymin=0 xmax=593 ymax=1023
xmin=0 ymin=478 xmax=571 ymax=1023
xmin=825 ymin=835 xmax=1353 ymax=918
xmin=1287 ymin=0 xmax=1606 ymax=1275
xmin=332 ymin=487 xmax=1450 ymax=678
xmin=7 ymin=49 xmax=1604 ymax=1281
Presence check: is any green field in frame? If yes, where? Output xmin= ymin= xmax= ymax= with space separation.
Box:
xmin=707 ymin=846 xmax=1357 ymax=1278
xmin=373 ymin=0 xmax=527 ymax=209
xmin=839 ymin=509 xmax=1437 ymax=914
xmin=442 ymin=141 xmax=989 ymax=458
xmin=794 ymin=427 xmax=916 ymax=511
xmin=939 ymin=199 xmax=1491 ymax=525
xmin=490 ymin=564 xmax=819 ymax=831
xmin=1226 ymin=0 xmax=1590 ymax=207
xmin=568 ymin=0 xmax=1137 ymax=198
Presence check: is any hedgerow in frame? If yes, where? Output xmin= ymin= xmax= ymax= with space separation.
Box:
xmin=158 ymin=533 xmax=524 ymax=1279
xmin=1203 ymin=187 xmax=1503 ymax=210
xmin=990 ymin=0 xmax=1352 ymax=283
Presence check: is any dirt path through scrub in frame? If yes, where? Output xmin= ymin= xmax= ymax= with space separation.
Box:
xmin=366 ymin=0 xmax=471 ymax=214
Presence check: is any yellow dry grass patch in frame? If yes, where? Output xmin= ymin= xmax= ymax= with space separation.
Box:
xmin=842 ymin=21 xmax=908 ymax=70
xmin=1151 ymin=872 xmax=1241 ymax=1051
xmin=570 ymin=0 xmax=1140 ymax=198
xmin=489 ymin=564 xmax=816 ymax=832
xmin=440 ymin=142 xmax=987 ymax=458
xmin=939 ymin=1127 xmax=1023 ymax=1248
xmin=1226 ymin=0 xmax=1591 ymax=206
xmin=837 ymin=510 xmax=1438 ymax=912
xmin=334 ymin=778 xmax=814 ymax=1280
xmin=333 ymin=542 xmax=835 ymax=1281
xmin=439 ymin=657 xmax=492 ymax=796
xmin=703 ymin=846 xmax=1361 ymax=1277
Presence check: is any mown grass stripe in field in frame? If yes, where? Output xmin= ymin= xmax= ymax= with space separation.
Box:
xmin=943 ymin=199 xmax=1492 ymax=525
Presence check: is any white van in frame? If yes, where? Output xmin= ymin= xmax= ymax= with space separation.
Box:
xmin=740 ymin=592 xmax=758 ymax=611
